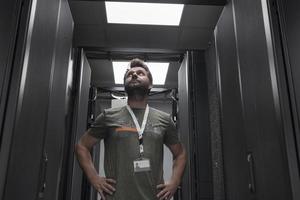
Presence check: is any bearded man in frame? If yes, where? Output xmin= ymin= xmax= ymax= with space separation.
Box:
xmin=75 ymin=58 xmax=186 ymax=200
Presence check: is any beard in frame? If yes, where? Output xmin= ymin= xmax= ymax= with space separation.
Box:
xmin=125 ymin=82 xmax=150 ymax=97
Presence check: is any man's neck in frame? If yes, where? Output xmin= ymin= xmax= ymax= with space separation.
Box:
xmin=127 ymin=95 xmax=148 ymax=109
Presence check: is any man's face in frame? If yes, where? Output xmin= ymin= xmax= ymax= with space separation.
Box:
xmin=124 ymin=66 xmax=152 ymax=95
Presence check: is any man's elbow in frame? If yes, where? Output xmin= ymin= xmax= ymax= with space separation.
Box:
xmin=180 ymin=146 xmax=187 ymax=162
xmin=75 ymin=143 xmax=80 ymax=152
xmin=172 ymin=144 xmax=187 ymax=161
xmin=75 ymin=142 xmax=88 ymax=156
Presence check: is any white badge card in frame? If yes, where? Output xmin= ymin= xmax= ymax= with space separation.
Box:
xmin=133 ymin=158 xmax=151 ymax=172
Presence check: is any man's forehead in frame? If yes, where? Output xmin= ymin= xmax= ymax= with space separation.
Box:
xmin=127 ymin=66 xmax=147 ymax=72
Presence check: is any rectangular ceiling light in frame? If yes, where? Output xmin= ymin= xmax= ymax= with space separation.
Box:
xmin=105 ymin=2 xmax=184 ymax=26
xmin=112 ymin=61 xmax=169 ymax=85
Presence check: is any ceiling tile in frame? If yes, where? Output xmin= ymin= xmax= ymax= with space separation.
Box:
xmin=181 ymin=5 xmax=223 ymax=28
xmin=69 ymin=1 xmax=106 ymax=25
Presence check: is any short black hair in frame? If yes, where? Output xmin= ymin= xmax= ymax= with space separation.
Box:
xmin=123 ymin=58 xmax=153 ymax=84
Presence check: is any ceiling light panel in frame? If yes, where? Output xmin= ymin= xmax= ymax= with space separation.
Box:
xmin=112 ymin=61 xmax=169 ymax=85
xmin=105 ymin=2 xmax=184 ymax=26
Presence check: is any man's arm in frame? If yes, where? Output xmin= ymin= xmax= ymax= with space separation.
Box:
xmin=157 ymin=143 xmax=187 ymax=200
xmin=75 ymin=132 xmax=116 ymax=200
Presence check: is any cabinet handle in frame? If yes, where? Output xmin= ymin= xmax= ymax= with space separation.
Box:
xmin=247 ymin=153 xmax=256 ymax=193
xmin=38 ymin=152 xmax=48 ymax=199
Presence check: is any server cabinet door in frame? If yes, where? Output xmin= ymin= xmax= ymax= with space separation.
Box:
xmin=232 ymin=0 xmax=291 ymax=199
xmin=208 ymin=0 xmax=294 ymax=199
xmin=178 ymin=51 xmax=213 ymax=200
xmin=68 ymin=49 xmax=92 ymax=200
xmin=266 ymin=0 xmax=300 ymax=198
xmin=0 ymin=0 xmax=31 ymax=197
xmin=212 ymin=2 xmax=250 ymax=199
xmin=178 ymin=52 xmax=193 ymax=200
xmin=42 ymin=0 xmax=74 ymax=199
xmin=1 ymin=0 xmax=74 ymax=199
xmin=0 ymin=0 xmax=22 ymax=139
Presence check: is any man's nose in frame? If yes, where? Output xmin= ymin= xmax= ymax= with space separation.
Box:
xmin=132 ymin=72 xmax=138 ymax=78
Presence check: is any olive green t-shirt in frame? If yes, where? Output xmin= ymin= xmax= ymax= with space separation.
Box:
xmin=87 ymin=106 xmax=179 ymax=200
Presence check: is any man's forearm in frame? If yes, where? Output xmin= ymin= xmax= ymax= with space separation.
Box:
xmin=75 ymin=143 xmax=99 ymax=182
xmin=171 ymin=147 xmax=187 ymax=185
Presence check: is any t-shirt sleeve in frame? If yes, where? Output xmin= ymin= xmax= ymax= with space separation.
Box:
xmin=87 ymin=111 xmax=108 ymax=139
xmin=163 ymin=115 xmax=180 ymax=145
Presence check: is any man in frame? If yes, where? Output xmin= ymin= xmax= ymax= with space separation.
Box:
xmin=75 ymin=58 xmax=186 ymax=200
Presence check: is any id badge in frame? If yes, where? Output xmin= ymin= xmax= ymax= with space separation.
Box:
xmin=133 ymin=158 xmax=151 ymax=172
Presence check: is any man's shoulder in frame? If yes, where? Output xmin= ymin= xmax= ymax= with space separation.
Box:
xmin=103 ymin=106 xmax=126 ymax=117
xmin=149 ymin=107 xmax=171 ymax=119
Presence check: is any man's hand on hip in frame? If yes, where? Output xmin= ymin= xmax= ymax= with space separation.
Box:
xmin=156 ymin=180 xmax=179 ymax=200
xmin=91 ymin=175 xmax=116 ymax=200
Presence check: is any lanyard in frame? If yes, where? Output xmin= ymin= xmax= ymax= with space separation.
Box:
xmin=126 ymin=104 xmax=149 ymax=157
